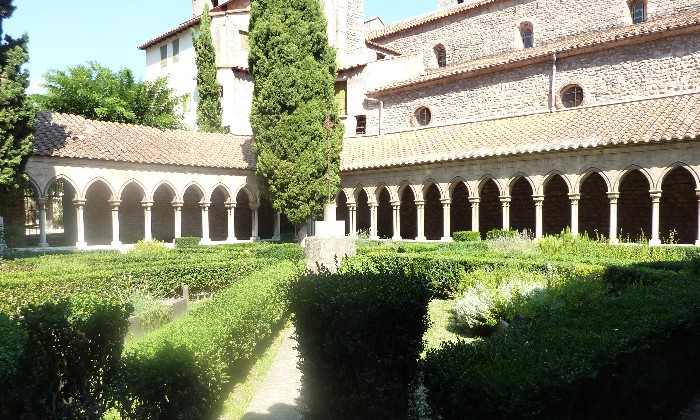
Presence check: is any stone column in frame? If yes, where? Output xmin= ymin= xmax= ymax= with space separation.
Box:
xmin=250 ymin=204 xmax=260 ymax=240
xmin=109 ymin=199 xmax=122 ymax=247
xmin=607 ymin=193 xmax=619 ymax=244
xmin=568 ymin=193 xmax=580 ymax=237
xmin=226 ymin=201 xmax=236 ymax=242
xmin=369 ymin=202 xmax=379 ymax=240
xmin=441 ymin=198 xmax=452 ymax=242
xmin=200 ymin=201 xmax=211 ymax=244
xmin=172 ymin=201 xmax=183 ymax=239
xmin=416 ymin=200 xmax=426 ymax=241
xmin=348 ymin=203 xmax=357 ymax=237
xmin=499 ymin=196 xmax=511 ymax=231
xmin=649 ymin=190 xmax=662 ymax=246
xmin=469 ymin=197 xmax=480 ymax=233
xmin=273 ymin=212 xmax=281 ymax=241
xmin=391 ymin=201 xmax=402 ymax=240
xmin=37 ymin=198 xmax=48 ymax=247
xmin=695 ymin=189 xmax=700 ymax=246
xmin=142 ymin=201 xmax=153 ymax=241
xmin=74 ymin=199 xmax=87 ymax=248
xmin=533 ymin=195 xmax=545 ymax=239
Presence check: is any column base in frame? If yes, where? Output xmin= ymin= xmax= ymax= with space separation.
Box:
xmin=199 ymin=238 xmax=212 ymax=245
xmin=39 ymin=242 xmax=49 ymax=248
xmin=648 ymin=239 xmax=662 ymax=246
xmin=609 ymin=238 xmax=619 ymax=245
xmin=416 ymin=236 xmax=427 ymax=242
xmin=226 ymin=237 xmax=238 ymax=243
xmin=695 ymin=240 xmax=700 ymax=246
xmin=392 ymin=235 xmax=402 ymax=241
xmin=272 ymin=235 xmax=280 ymax=241
xmin=111 ymin=241 xmax=122 ymax=247
xmin=76 ymin=241 xmax=88 ymax=248
xmin=250 ymin=236 xmax=260 ymax=241
xmin=440 ymin=236 xmax=453 ymax=242
xmin=369 ymin=235 xmax=380 ymax=241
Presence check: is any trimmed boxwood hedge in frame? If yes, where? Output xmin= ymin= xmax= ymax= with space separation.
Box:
xmin=453 ymin=231 xmax=481 ymax=242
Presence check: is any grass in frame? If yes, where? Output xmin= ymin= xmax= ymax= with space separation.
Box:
xmin=423 ymin=299 xmax=472 ymax=354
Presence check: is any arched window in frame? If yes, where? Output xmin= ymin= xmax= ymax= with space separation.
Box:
xmin=435 ymin=45 xmax=447 ymax=67
xmin=632 ymin=1 xmax=646 ymax=24
xmin=415 ymin=107 xmax=432 ymax=126
xmin=520 ymin=22 xmax=534 ymax=49
xmin=561 ymin=85 xmax=584 ymax=108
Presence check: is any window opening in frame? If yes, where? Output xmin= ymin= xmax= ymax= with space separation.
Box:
xmin=561 ymin=85 xmax=584 ymax=108
xmin=355 ymin=115 xmax=367 ymax=135
xmin=632 ymin=1 xmax=645 ymax=24
xmin=416 ymin=107 xmax=432 ymax=126
xmin=160 ymin=45 xmax=168 ymax=67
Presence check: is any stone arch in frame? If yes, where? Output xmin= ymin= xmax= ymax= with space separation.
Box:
xmin=575 ymin=168 xmax=612 ymax=195
xmin=84 ymin=179 xmax=113 ymax=245
xmin=421 ymin=178 xmax=445 ymax=200
xmin=542 ymin=173 xmax=571 ymax=236
xmin=509 ymin=175 xmax=535 ymax=235
xmin=450 ymin=178 xmax=471 ymax=235
xmin=234 ymin=184 xmax=259 ymax=206
xmin=119 ymin=181 xmax=146 ymax=244
xmin=234 ymin=185 xmax=256 ymax=240
xmin=399 ymin=182 xmax=417 ymax=240
xmin=355 ymin=187 xmax=371 ymax=235
xmin=182 ymin=183 xmax=205 ymax=238
xmin=209 ymin=184 xmax=230 ymax=241
xmin=579 ymin=171 xmax=610 ymax=240
xmin=423 ymin=180 xmax=443 ymax=240
xmin=507 ymin=172 xmax=535 ymax=195
xmin=660 ymin=165 xmax=697 ymax=244
xmin=18 ymin=178 xmax=42 ymax=247
xmin=257 ymin=194 xmax=276 ymax=240
xmin=151 ymin=180 xmax=179 ymax=202
xmin=44 ymin=174 xmax=80 ymax=200
xmin=43 ymin=175 xmax=79 ymax=246
xmin=152 ymin=182 xmax=177 ymax=242
xmin=540 ymin=171 xmax=573 ymax=196
xmin=658 ymin=162 xmax=700 ymax=191
xmin=376 ymin=185 xmax=393 ymax=239
xmin=118 ymin=179 xmax=148 ymax=201
xmin=209 ymin=183 xmax=233 ymax=203
xmin=84 ymin=176 xmax=117 ymax=201
xmin=336 ymin=189 xmax=350 ymax=235
xmin=477 ymin=175 xmax=503 ymax=196
xmin=479 ymin=177 xmax=501 ymax=238
xmin=352 ymin=184 xmax=369 ymax=202
xmin=618 ymin=168 xmax=652 ymax=242
xmin=614 ymin=165 xmax=653 ymax=193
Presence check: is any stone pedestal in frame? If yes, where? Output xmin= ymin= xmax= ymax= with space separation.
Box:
xmin=304 ymin=236 xmax=356 ymax=273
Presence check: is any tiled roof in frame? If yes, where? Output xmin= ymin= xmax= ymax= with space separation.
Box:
xmin=138 ymin=16 xmax=200 ymax=50
xmin=370 ymin=11 xmax=700 ymax=95
xmin=32 ymin=113 xmax=254 ymax=171
xmin=340 ymin=92 xmax=700 ymax=171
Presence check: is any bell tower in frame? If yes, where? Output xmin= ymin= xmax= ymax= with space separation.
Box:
xmin=192 ymin=0 xmax=218 ymax=17
xmin=323 ymin=0 xmax=365 ymax=57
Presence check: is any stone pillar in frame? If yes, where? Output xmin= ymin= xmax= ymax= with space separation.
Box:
xmin=74 ymin=199 xmax=87 ymax=248
xmin=441 ymin=198 xmax=452 ymax=241
xmin=695 ymin=189 xmax=700 ymax=246
xmin=109 ymin=199 xmax=122 ymax=247
xmin=273 ymin=212 xmax=281 ymax=241
xmin=172 ymin=201 xmax=183 ymax=239
xmin=226 ymin=201 xmax=236 ymax=242
xmin=649 ymin=190 xmax=662 ymax=246
xmin=391 ymin=201 xmax=402 ymax=240
xmin=200 ymin=201 xmax=211 ymax=244
xmin=416 ymin=200 xmax=426 ymax=241
xmin=348 ymin=203 xmax=357 ymax=237
xmin=142 ymin=201 xmax=153 ymax=241
xmin=469 ymin=197 xmax=480 ymax=234
xmin=607 ymin=193 xmax=619 ymax=244
xmin=369 ymin=202 xmax=379 ymax=240
xmin=499 ymin=196 xmax=511 ymax=231
xmin=568 ymin=193 xmax=580 ymax=237
xmin=37 ymin=198 xmax=49 ymax=247
xmin=533 ymin=195 xmax=544 ymax=239
xmin=250 ymin=204 xmax=260 ymax=240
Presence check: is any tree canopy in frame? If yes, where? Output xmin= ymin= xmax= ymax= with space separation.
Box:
xmin=35 ymin=61 xmax=183 ymax=130
xmin=193 ymin=7 xmax=225 ymax=133
xmin=249 ymin=0 xmax=343 ymax=226
xmin=0 ymin=0 xmax=34 ymax=196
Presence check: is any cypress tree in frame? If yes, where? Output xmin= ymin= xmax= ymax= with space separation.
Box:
xmin=193 ymin=7 xmax=225 ymax=133
xmin=249 ymin=0 xmax=343 ymax=226
xmin=0 ymin=0 xmax=33 ymax=202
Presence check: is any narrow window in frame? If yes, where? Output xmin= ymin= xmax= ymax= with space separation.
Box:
xmin=632 ymin=1 xmax=645 ymax=24
xmin=160 ymin=45 xmax=168 ymax=67
xmin=415 ymin=107 xmax=432 ymax=126
xmin=335 ymin=81 xmax=347 ymax=115
xmin=172 ymin=39 xmax=180 ymax=63
xmin=435 ymin=45 xmax=447 ymax=68
xmin=355 ymin=115 xmax=367 ymax=135
xmin=520 ymin=22 xmax=534 ymax=49
xmin=561 ymin=85 xmax=584 ymax=108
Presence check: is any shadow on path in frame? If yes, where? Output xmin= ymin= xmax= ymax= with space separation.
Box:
xmin=242 ymin=403 xmax=302 ymax=420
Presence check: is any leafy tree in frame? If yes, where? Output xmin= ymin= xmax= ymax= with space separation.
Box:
xmin=193 ymin=7 xmax=225 ymax=133
xmin=0 ymin=0 xmax=34 ymax=198
xmin=36 ymin=61 xmax=183 ymax=130
xmin=249 ymin=0 xmax=343 ymax=226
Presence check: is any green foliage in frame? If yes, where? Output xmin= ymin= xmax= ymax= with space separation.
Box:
xmin=173 ymin=236 xmax=200 ymax=248
xmin=129 ymin=239 xmax=169 ymax=254
xmin=0 ymin=0 xmax=34 ymax=200
xmin=0 ymin=297 xmax=130 ymax=418
xmin=485 ymin=228 xmax=519 ymax=240
xmin=453 ymin=231 xmax=481 ymax=242
xmin=249 ymin=0 xmax=343 ymax=225
xmin=289 ymin=269 xmax=432 ymax=419
xmin=114 ymin=262 xmax=302 ymax=418
xmin=36 ymin=61 xmax=183 ymax=129
xmin=193 ymin=7 xmax=226 ymax=133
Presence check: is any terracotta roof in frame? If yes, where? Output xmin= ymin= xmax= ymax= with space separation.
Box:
xmin=138 ymin=16 xmax=200 ymax=50
xmin=370 ymin=11 xmax=700 ymax=95
xmin=340 ymin=92 xmax=700 ymax=172
xmin=365 ymin=40 xmax=401 ymax=56
xmin=32 ymin=113 xmax=254 ymax=171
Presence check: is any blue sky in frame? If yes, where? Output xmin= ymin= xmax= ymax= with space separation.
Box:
xmin=5 ymin=1 xmax=435 ymax=94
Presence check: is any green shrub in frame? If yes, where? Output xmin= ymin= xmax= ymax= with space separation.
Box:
xmin=174 ymin=236 xmax=200 ymax=248
xmin=290 ymin=269 xmax=432 ymax=419
xmin=129 ymin=239 xmax=169 ymax=254
xmin=453 ymin=231 xmax=481 ymax=242
xmin=485 ymin=229 xmax=518 ymax=240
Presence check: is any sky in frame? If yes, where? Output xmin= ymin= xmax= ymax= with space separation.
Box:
xmin=4 ymin=1 xmax=435 ymax=94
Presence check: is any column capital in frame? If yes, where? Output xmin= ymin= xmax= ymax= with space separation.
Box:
xmin=347 ymin=203 xmax=357 ymax=210
xmin=73 ymin=198 xmax=86 ymax=208
xmin=108 ymin=199 xmax=121 ymax=209
xmin=390 ymin=201 xmax=401 ymax=208
xmin=568 ymin=193 xmax=581 ymax=202
xmin=200 ymin=201 xmax=212 ymax=209
xmin=607 ymin=192 xmax=620 ymax=202
xmin=225 ymin=202 xmax=236 ymax=210
xmin=440 ymin=198 xmax=452 ymax=205
xmin=249 ymin=203 xmax=260 ymax=211
xmin=415 ymin=200 xmax=425 ymax=209
xmin=468 ymin=197 xmax=481 ymax=204
xmin=172 ymin=200 xmax=184 ymax=209
xmin=532 ymin=195 xmax=545 ymax=203
xmin=498 ymin=195 xmax=511 ymax=203
xmin=649 ymin=190 xmax=662 ymax=201
xmin=37 ymin=197 xmax=47 ymax=206
xmin=695 ymin=188 xmax=700 ymax=198
xmin=142 ymin=201 xmax=154 ymax=209
xmin=368 ymin=201 xmax=378 ymax=208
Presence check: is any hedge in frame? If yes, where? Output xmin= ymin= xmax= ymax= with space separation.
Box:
xmin=114 ymin=261 xmax=303 ymax=418
xmin=453 ymin=231 xmax=481 ymax=242
xmin=423 ymin=268 xmax=700 ymax=419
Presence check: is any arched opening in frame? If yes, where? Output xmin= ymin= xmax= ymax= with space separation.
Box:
xmin=618 ymin=170 xmax=652 ymax=242
xmin=377 ymin=187 xmax=393 ymax=239
xmin=119 ymin=183 xmax=145 ymax=244
xmin=543 ymin=175 xmax=570 ymax=236
xmin=336 ymin=192 xmax=350 ymax=235
xmin=234 ymin=188 xmax=253 ymax=240
xmin=209 ymin=186 xmax=229 ymax=241
xmin=84 ymin=180 xmax=113 ymax=245
xmin=434 ymin=44 xmax=447 ymax=67
xmin=660 ymin=167 xmax=697 ymax=244
xmin=579 ymin=172 xmax=609 ymax=240
xmin=152 ymin=184 xmax=176 ymax=242
xmin=356 ymin=190 xmax=371 ymax=235
xmin=400 ymin=187 xmax=417 ymax=239
xmin=424 ymin=184 xmax=443 ymax=240
xmin=44 ymin=179 xmax=78 ymax=246
xmin=479 ymin=179 xmax=501 ymax=239
xmin=258 ymin=196 xmax=276 ymax=240
xmin=510 ymin=177 xmax=535 ymax=234
xmin=182 ymin=185 xmax=204 ymax=238
xmin=20 ymin=184 xmax=40 ymax=247
xmin=450 ymin=182 xmax=471 ymax=235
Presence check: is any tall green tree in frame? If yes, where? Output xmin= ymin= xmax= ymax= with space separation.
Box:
xmin=249 ymin=0 xmax=343 ymax=226
xmin=36 ymin=61 xmax=183 ymax=130
xmin=193 ymin=7 xmax=225 ymax=133
xmin=0 ymin=0 xmax=33 ymax=199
